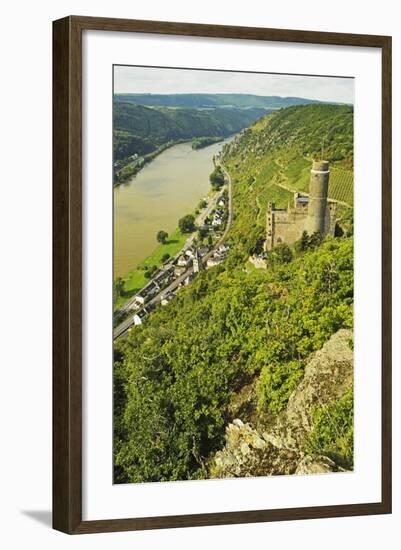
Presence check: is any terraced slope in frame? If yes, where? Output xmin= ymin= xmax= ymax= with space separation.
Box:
xmin=221 ymin=104 xmax=354 ymax=253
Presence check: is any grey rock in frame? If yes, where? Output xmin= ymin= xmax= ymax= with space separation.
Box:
xmin=210 ymin=330 xmax=353 ymax=479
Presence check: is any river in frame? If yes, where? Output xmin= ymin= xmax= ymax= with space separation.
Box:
xmin=114 ymin=139 xmax=229 ymax=278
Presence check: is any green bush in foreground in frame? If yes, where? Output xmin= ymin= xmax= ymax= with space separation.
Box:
xmin=257 ymin=360 xmax=304 ymax=416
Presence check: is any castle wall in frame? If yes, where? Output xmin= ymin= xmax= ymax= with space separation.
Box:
xmin=265 ymin=161 xmax=337 ymax=251
xmin=271 ymin=212 xmax=308 ymax=248
xmin=265 ymin=202 xmax=336 ymax=251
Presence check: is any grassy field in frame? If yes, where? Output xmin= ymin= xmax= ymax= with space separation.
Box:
xmin=114 ymin=227 xmax=188 ymax=310
xmin=283 ymin=157 xmax=311 ymax=193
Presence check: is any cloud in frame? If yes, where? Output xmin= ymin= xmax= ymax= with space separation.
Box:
xmin=114 ymin=65 xmax=354 ymax=104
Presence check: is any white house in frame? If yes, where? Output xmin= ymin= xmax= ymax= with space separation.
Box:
xmin=134 ymin=294 xmax=145 ymax=306
xmin=184 ymin=248 xmax=195 ymax=259
xmin=177 ymin=255 xmax=191 ymax=267
xmin=133 ymin=314 xmax=142 ymax=326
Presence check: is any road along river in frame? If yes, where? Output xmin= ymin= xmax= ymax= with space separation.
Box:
xmin=114 ymin=139 xmax=230 ymax=278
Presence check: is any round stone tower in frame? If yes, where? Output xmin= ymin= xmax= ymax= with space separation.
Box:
xmin=307 ymin=160 xmax=330 ymax=235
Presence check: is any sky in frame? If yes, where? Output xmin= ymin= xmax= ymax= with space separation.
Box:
xmin=114 ymin=65 xmax=354 ymax=104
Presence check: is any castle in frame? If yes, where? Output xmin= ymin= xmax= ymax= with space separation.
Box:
xmin=265 ymin=160 xmax=336 ymax=250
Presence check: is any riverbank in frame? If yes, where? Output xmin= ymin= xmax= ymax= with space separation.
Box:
xmin=114 ymin=173 xmax=228 ymax=312
xmin=114 ymin=137 xmax=233 ymax=278
xmin=114 ymin=227 xmax=188 ymax=310
xmin=114 ymin=183 xmax=218 ymax=311
xmin=113 ymin=160 xmax=231 ymax=337
xmin=114 ymin=138 xmax=189 ymax=186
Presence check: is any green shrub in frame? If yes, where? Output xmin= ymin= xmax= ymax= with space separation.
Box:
xmin=306 ymin=387 xmax=354 ymax=469
xmin=268 ymin=243 xmax=293 ymax=266
xmin=256 ymin=360 xmax=304 ymax=415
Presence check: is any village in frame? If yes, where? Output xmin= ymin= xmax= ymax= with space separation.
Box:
xmin=114 ymin=163 xmax=232 ymax=338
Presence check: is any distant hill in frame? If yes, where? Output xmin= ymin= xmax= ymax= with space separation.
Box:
xmin=113 ymin=102 xmax=268 ymax=162
xmin=114 ymin=93 xmax=323 ymax=110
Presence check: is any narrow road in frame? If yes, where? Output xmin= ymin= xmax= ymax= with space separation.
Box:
xmin=114 ymin=161 xmax=233 ymax=340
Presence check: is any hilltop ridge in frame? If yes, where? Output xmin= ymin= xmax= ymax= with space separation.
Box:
xmin=114 ymin=93 xmax=326 ymax=109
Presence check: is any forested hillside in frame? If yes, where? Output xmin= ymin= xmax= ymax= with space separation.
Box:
xmin=114 ymin=238 xmax=353 ymax=483
xmin=113 ymin=103 xmax=266 ymax=161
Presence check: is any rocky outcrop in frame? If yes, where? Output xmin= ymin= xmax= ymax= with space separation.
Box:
xmin=210 ymin=329 xmax=353 ymax=478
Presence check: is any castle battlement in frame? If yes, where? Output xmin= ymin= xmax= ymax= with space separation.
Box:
xmin=265 ymin=161 xmax=337 ymax=250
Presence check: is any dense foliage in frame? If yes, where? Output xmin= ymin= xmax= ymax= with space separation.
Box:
xmin=114 ymin=238 xmax=353 ymax=482
xmin=209 ymin=165 xmax=225 ymax=190
xmin=113 ymin=103 xmax=267 ymax=161
xmin=156 ymin=230 xmax=168 ymax=244
xmin=192 ymin=136 xmax=223 ymax=149
xmin=178 ymin=214 xmax=196 ymax=233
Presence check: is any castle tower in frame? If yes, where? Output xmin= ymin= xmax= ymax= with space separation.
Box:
xmin=307 ymin=160 xmax=330 ymax=235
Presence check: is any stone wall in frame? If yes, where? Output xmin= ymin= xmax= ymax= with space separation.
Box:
xmin=266 ymin=202 xmax=337 ymax=251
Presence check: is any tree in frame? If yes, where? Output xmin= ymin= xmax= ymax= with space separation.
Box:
xmin=178 ymin=214 xmax=196 ymax=233
xmin=294 ymin=231 xmax=310 ymax=253
xmin=161 ymin=253 xmax=170 ymax=263
xmin=268 ymin=243 xmax=293 ymax=266
xmin=300 ymin=230 xmax=310 ymax=251
xmin=198 ymin=227 xmax=208 ymax=241
xmin=209 ymin=166 xmax=225 ymax=190
xmin=113 ymin=277 xmax=125 ymax=300
xmin=144 ymin=265 xmax=157 ymax=279
xmin=309 ymin=231 xmax=323 ymax=249
xmin=157 ymin=230 xmax=168 ymax=244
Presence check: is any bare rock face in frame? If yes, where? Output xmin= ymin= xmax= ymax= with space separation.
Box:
xmin=211 ymin=420 xmax=299 ymax=478
xmin=210 ymin=329 xmax=353 ymax=478
xmin=269 ymin=328 xmax=353 ymax=452
xmin=295 ymin=455 xmax=342 ymax=475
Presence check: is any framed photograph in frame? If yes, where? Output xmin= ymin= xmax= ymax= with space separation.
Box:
xmin=53 ymin=16 xmax=392 ymax=534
